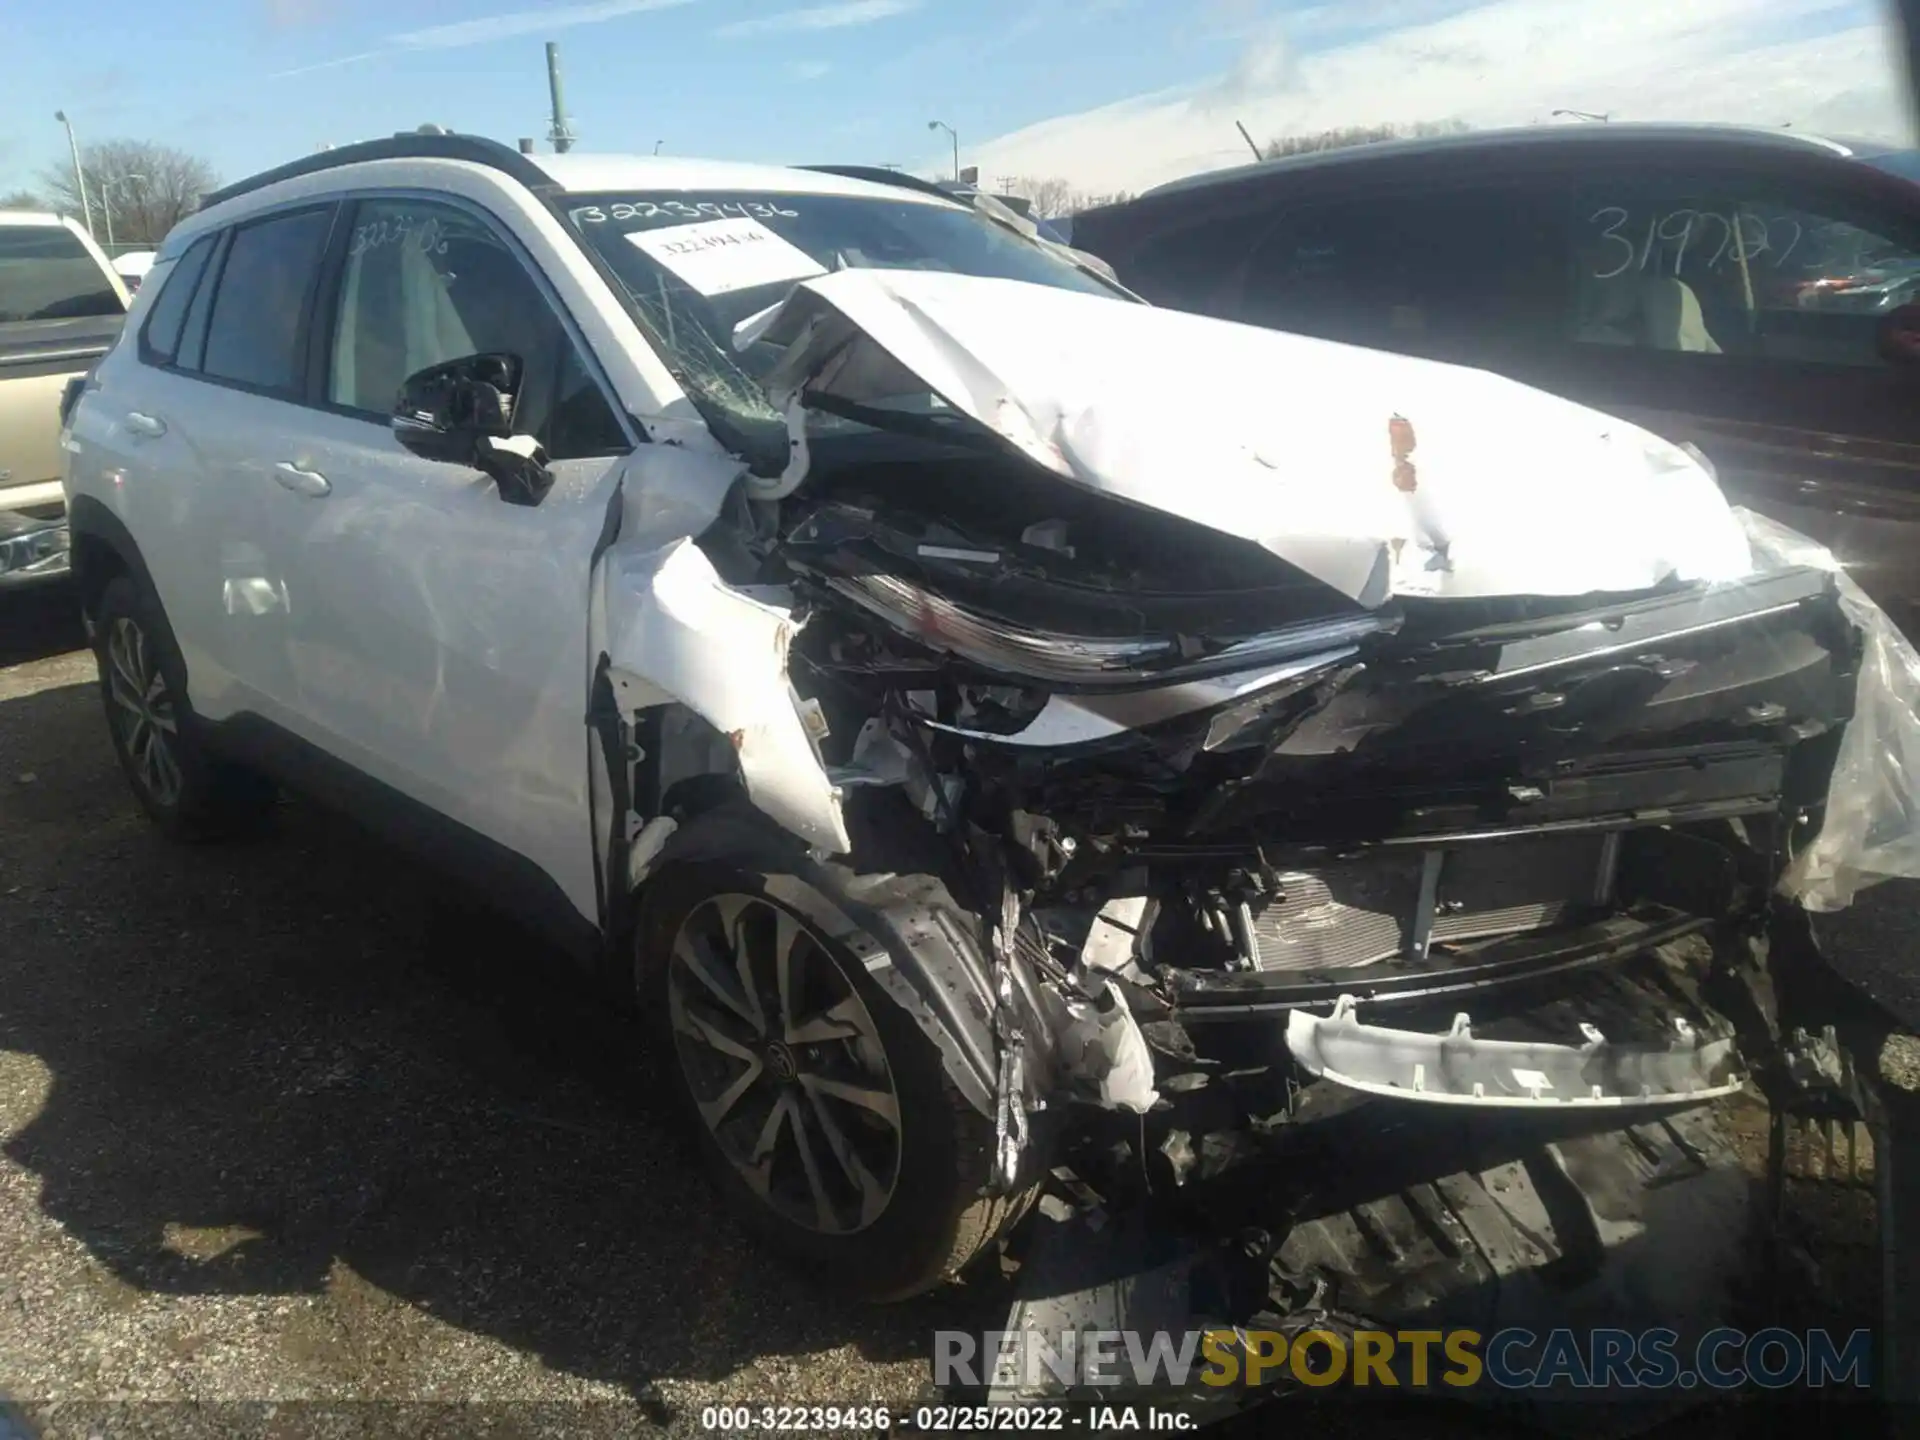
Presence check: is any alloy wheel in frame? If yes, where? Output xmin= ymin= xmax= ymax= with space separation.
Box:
xmin=105 ymin=615 xmax=182 ymax=808
xmin=667 ymin=893 xmax=903 ymax=1235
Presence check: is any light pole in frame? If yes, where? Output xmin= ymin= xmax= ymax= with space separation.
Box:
xmin=927 ymin=119 xmax=959 ymax=181
xmin=97 ymin=173 xmax=146 ymax=252
xmin=53 ymin=110 xmax=94 ymax=239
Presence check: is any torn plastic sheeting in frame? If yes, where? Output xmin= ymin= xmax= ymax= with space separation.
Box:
xmin=1740 ymin=507 xmax=1920 ymax=911
xmin=1035 ymin=973 xmax=1160 ymax=1114
xmin=754 ymin=269 xmax=1753 ymax=607
xmin=1286 ymin=997 xmax=1745 ymax=1108
xmin=1081 ymin=896 xmax=1149 ymax=975
xmin=602 ymin=537 xmax=850 ymax=855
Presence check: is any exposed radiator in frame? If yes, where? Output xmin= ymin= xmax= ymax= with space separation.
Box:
xmin=1246 ymin=832 xmax=1618 ymax=974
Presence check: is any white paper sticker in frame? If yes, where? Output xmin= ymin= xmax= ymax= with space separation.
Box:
xmin=624 ymin=217 xmax=826 ymax=298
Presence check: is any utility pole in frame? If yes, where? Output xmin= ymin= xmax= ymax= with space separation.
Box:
xmin=53 ymin=110 xmax=93 ymax=238
xmin=927 ymin=120 xmax=959 ymax=181
xmin=96 ymin=173 xmax=145 ymax=252
xmin=546 ymin=42 xmax=576 ymax=153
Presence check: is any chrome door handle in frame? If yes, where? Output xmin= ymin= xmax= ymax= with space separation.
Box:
xmin=124 ymin=411 xmax=166 ymax=438
xmin=272 ymin=462 xmax=331 ymax=498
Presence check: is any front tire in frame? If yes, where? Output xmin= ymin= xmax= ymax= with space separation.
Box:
xmin=94 ymin=574 xmax=274 ymax=839
xmin=638 ymin=838 xmax=1033 ymax=1301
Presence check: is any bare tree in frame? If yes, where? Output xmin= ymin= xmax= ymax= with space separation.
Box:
xmin=997 ymin=176 xmax=1137 ymax=218
xmin=38 ymin=140 xmax=219 ymax=246
xmin=0 ymin=188 xmax=43 ymax=211
xmin=1263 ymin=118 xmax=1469 ymax=160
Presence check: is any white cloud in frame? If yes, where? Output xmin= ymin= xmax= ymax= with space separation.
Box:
xmin=275 ymin=0 xmax=699 ymax=74
xmin=716 ymin=0 xmax=920 ymax=40
xmin=974 ymin=0 xmax=1917 ymax=195
xmin=391 ymin=0 xmax=699 ymax=50
xmin=789 ymin=60 xmax=834 ymax=80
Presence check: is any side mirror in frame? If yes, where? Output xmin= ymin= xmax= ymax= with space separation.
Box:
xmin=392 ymin=353 xmax=520 ymax=462
xmin=391 ymin=353 xmax=554 ymax=506
xmin=1875 ymin=303 xmax=1920 ymax=366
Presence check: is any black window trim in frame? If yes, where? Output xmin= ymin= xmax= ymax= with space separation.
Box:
xmin=306 ymin=185 xmax=639 ymax=457
xmin=135 ymin=232 xmax=217 ymax=369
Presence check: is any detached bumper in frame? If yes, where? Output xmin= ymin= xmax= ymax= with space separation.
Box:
xmin=0 ymin=511 xmax=71 ymax=588
xmin=1287 ymin=992 xmax=1746 ymax=1108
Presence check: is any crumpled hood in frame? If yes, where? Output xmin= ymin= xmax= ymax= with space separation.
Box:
xmin=753 ymin=270 xmax=1754 ymax=607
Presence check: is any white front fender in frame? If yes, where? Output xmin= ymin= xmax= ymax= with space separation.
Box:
xmin=600 ymin=532 xmax=849 ymax=856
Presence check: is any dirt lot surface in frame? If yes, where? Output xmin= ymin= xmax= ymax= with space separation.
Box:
xmin=0 ymin=583 xmax=1900 ymax=1438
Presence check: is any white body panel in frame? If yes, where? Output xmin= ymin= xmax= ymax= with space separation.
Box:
xmin=264 ymin=406 xmax=625 ymax=924
xmin=757 ymin=270 xmax=1757 ymax=607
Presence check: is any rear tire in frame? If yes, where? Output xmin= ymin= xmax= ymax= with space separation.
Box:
xmin=637 ymin=814 xmax=1034 ymax=1300
xmin=94 ymin=574 xmax=274 ymax=840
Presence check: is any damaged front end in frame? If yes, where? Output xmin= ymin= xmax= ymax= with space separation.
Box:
xmin=583 ymin=259 xmax=1920 ymax=1389
xmin=776 ymin=474 xmax=1861 ymax=1151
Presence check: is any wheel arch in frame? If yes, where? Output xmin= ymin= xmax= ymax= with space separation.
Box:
xmin=633 ymin=794 xmax=1017 ymax=1122
xmin=67 ymin=495 xmax=154 ymax=635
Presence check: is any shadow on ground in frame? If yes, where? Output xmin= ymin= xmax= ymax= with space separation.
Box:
xmin=0 ymin=584 xmax=85 ymax=669
xmin=0 ymin=672 xmax=993 ymax=1403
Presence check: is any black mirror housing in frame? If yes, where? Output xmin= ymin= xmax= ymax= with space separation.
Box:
xmin=391 ymin=352 xmax=523 ymax=464
xmin=390 ymin=352 xmax=555 ymax=506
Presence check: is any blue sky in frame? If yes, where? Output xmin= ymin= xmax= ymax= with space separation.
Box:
xmin=1 ymin=0 xmax=1225 ymax=191
xmin=2 ymin=0 xmax=1911 ymax=200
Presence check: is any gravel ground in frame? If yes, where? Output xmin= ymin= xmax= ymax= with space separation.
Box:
xmin=0 ymin=582 xmax=1903 ymax=1437
xmin=0 ymin=585 xmax=984 ymax=1432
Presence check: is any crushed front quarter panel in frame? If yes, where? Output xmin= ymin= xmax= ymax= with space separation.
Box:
xmin=587 ymin=442 xmax=853 ymax=899
xmin=753 ymin=269 xmax=1754 ymax=606
xmin=600 ymin=535 xmax=849 ymax=856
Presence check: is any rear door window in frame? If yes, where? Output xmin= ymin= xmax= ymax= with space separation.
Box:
xmin=200 ymin=205 xmax=335 ymax=396
xmin=1569 ymin=179 xmax=1920 ymax=368
xmin=1229 ymin=184 xmax=1568 ymax=362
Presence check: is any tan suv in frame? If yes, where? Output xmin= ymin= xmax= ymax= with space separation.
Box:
xmin=0 ymin=210 xmax=126 ymax=588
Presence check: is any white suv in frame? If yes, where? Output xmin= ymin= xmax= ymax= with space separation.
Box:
xmin=60 ymin=133 xmax=1879 ymax=1305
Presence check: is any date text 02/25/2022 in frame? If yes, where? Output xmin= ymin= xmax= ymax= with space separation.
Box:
xmin=698 ymin=1405 xmax=1198 ymax=1432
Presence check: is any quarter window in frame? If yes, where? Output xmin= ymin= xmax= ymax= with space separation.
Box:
xmin=200 ymin=206 xmax=334 ymax=395
xmin=138 ymin=234 xmax=216 ymax=366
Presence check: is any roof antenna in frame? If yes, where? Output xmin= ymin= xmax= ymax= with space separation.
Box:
xmin=1235 ymin=120 xmax=1263 ymax=161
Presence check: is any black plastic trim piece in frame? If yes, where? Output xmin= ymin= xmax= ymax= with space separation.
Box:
xmin=800 ymin=165 xmax=967 ymax=205
xmin=1168 ymin=905 xmax=1712 ymax=1020
xmin=199 ymin=133 xmax=556 ymax=214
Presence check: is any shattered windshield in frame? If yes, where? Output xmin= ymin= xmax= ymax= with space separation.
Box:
xmin=565 ymin=189 xmax=1119 ymax=468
